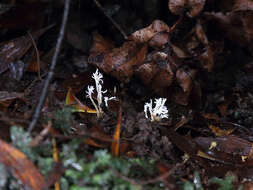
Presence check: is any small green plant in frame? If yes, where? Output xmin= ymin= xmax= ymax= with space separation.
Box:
xmin=60 ymin=140 xmax=161 ymax=190
xmin=183 ymin=171 xmax=203 ymax=190
xmin=53 ymin=106 xmax=74 ymax=133
xmin=209 ymin=175 xmax=243 ymax=190
xmin=10 ymin=126 xmax=53 ymax=175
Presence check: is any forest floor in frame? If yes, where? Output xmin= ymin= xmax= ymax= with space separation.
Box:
xmin=0 ymin=0 xmax=253 ymax=189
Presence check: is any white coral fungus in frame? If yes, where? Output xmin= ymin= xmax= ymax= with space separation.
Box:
xmin=144 ymin=98 xmax=168 ymax=122
xmin=86 ymin=69 xmax=116 ymax=118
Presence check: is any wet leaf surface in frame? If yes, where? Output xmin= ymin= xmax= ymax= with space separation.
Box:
xmin=0 ymin=138 xmax=46 ymax=190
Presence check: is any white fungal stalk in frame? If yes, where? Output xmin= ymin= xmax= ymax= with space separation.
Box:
xmin=144 ymin=98 xmax=168 ymax=122
xmin=86 ymin=69 xmax=116 ymax=118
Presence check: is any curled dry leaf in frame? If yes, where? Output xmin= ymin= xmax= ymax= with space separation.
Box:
xmin=149 ymin=32 xmax=170 ymax=49
xmin=168 ymin=0 xmax=206 ymax=17
xmin=128 ymin=20 xmax=170 ymax=43
xmin=88 ymin=41 xmax=147 ymax=82
xmin=136 ymin=52 xmax=174 ymax=89
xmin=0 ymin=138 xmax=46 ymax=190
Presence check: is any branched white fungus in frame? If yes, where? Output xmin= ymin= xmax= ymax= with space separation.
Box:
xmin=144 ymin=98 xmax=168 ymax=122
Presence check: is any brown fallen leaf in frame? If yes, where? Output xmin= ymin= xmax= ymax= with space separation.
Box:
xmin=195 ymin=135 xmax=253 ymax=166
xmin=136 ymin=51 xmax=174 ymax=90
xmin=149 ymin=32 xmax=170 ymax=49
xmin=128 ymin=20 xmax=170 ymax=43
xmin=88 ymin=41 xmax=147 ymax=82
xmin=0 ymin=138 xmax=46 ymax=190
xmin=0 ymin=24 xmax=53 ymax=74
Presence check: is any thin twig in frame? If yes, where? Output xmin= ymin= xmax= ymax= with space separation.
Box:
xmin=30 ymin=121 xmax=52 ymax=147
xmin=28 ymin=0 xmax=70 ymax=133
xmin=28 ymin=31 xmax=42 ymax=81
xmin=93 ymin=0 xmax=128 ymax=40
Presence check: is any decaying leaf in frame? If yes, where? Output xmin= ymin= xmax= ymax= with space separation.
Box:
xmin=129 ymin=20 xmax=170 ymax=43
xmin=0 ymin=138 xmax=46 ymax=190
xmin=195 ymin=135 xmax=253 ymax=165
xmin=0 ymin=24 xmax=53 ymax=74
xmin=88 ymin=41 xmax=147 ymax=82
xmin=168 ymin=0 xmax=206 ymax=17
xmin=136 ymin=51 xmax=174 ymax=89
xmin=149 ymin=32 xmax=170 ymax=49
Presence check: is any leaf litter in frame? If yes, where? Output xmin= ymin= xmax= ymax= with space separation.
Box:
xmin=1 ymin=0 xmax=253 ymax=189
